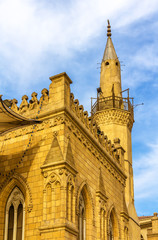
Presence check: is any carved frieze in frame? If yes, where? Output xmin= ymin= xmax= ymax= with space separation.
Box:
xmin=93 ymin=109 xmax=134 ymax=131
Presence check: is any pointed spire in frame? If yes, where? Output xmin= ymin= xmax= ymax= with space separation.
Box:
xmin=102 ymin=20 xmax=118 ymax=61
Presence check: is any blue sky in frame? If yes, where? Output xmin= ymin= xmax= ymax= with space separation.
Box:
xmin=0 ymin=0 xmax=158 ymax=216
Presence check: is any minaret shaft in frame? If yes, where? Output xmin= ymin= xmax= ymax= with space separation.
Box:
xmin=100 ymin=59 xmax=122 ymax=98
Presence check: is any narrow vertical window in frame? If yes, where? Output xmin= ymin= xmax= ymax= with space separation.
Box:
xmin=79 ymin=193 xmax=86 ymax=240
xmin=8 ymin=205 xmax=14 ymax=240
xmin=109 ymin=213 xmax=114 ymax=240
xmin=108 ymin=209 xmax=119 ymax=240
xmin=17 ymin=204 xmax=23 ymax=240
xmin=71 ymin=186 xmax=74 ymax=222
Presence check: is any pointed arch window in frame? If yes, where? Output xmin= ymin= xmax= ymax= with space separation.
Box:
xmin=79 ymin=192 xmax=86 ymax=240
xmin=4 ymin=187 xmax=25 ymax=240
xmin=124 ymin=226 xmax=129 ymax=240
xmin=109 ymin=214 xmax=114 ymax=240
xmin=108 ymin=209 xmax=119 ymax=240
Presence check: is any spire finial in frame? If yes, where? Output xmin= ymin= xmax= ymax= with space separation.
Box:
xmin=107 ymin=19 xmax=111 ymax=37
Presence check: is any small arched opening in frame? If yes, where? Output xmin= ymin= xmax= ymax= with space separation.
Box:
xmin=78 ymin=184 xmax=94 ymax=240
xmin=108 ymin=208 xmax=119 ymax=240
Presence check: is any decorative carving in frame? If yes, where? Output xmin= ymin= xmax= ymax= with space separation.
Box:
xmin=79 ymin=105 xmax=84 ymax=123
xmin=29 ymin=92 xmax=38 ymax=109
xmin=7 ymin=187 xmax=25 ymax=210
xmin=59 ymin=168 xmax=69 ymax=176
xmin=19 ymin=95 xmax=29 ymax=113
xmin=44 ymin=172 xmax=61 ymax=188
xmin=11 ymin=99 xmax=18 ymax=112
xmin=40 ymin=88 xmax=49 ymax=105
xmin=93 ymin=109 xmax=133 ymax=131
xmin=43 ymin=172 xmax=48 ymax=178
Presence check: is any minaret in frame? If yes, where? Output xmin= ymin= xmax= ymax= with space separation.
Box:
xmin=92 ymin=21 xmax=138 ymax=225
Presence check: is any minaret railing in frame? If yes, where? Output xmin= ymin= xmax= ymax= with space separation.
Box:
xmin=91 ymin=96 xmax=134 ymax=117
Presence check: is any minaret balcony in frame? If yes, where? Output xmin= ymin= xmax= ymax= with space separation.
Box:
xmin=91 ymin=95 xmax=134 ymax=117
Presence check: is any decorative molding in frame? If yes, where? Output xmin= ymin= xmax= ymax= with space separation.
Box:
xmin=0 ymin=172 xmax=33 ymax=212
xmin=93 ymin=108 xmax=134 ymax=131
xmin=44 ymin=172 xmax=61 ymax=189
xmin=6 ymin=187 xmax=25 ymax=211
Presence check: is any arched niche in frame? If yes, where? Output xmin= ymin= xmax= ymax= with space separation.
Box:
xmin=76 ymin=181 xmax=95 ymax=239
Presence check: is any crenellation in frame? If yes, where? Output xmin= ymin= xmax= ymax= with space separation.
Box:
xmin=92 ymin=122 xmax=98 ymax=139
xmin=19 ymin=95 xmax=29 ymax=113
xmin=11 ymin=98 xmax=18 ymax=112
xmin=83 ymin=111 xmax=89 ymax=127
xmin=99 ymin=131 xmax=105 ymax=146
xmin=74 ymin=99 xmax=80 ymax=118
xmin=40 ymin=88 xmax=49 ymax=105
xmin=78 ymin=105 xmax=84 ymax=123
xmin=29 ymin=92 xmax=39 ymax=110
xmin=88 ymin=116 xmax=92 ymax=131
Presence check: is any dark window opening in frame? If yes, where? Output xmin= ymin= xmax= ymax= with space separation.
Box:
xmin=8 ymin=205 xmax=14 ymax=240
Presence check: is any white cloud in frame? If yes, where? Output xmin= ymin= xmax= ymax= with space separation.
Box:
xmin=0 ymin=0 xmax=158 ymax=91
xmin=134 ymin=141 xmax=158 ymax=199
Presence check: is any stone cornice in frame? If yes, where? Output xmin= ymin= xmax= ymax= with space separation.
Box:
xmin=41 ymin=161 xmax=78 ymax=176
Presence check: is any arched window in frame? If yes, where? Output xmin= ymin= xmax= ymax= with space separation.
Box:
xmin=79 ymin=192 xmax=86 ymax=240
xmin=4 ymin=187 xmax=25 ymax=240
xmin=124 ymin=226 xmax=129 ymax=240
xmin=109 ymin=213 xmax=114 ymax=240
xmin=108 ymin=209 xmax=119 ymax=240
xmin=77 ymin=183 xmax=94 ymax=240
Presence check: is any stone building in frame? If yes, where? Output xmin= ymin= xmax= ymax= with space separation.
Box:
xmin=0 ymin=22 xmax=140 ymax=239
xmin=139 ymin=213 xmax=158 ymax=240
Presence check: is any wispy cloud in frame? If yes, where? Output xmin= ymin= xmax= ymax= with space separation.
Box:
xmin=134 ymin=141 xmax=158 ymax=200
xmin=0 ymin=0 xmax=158 ymax=94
